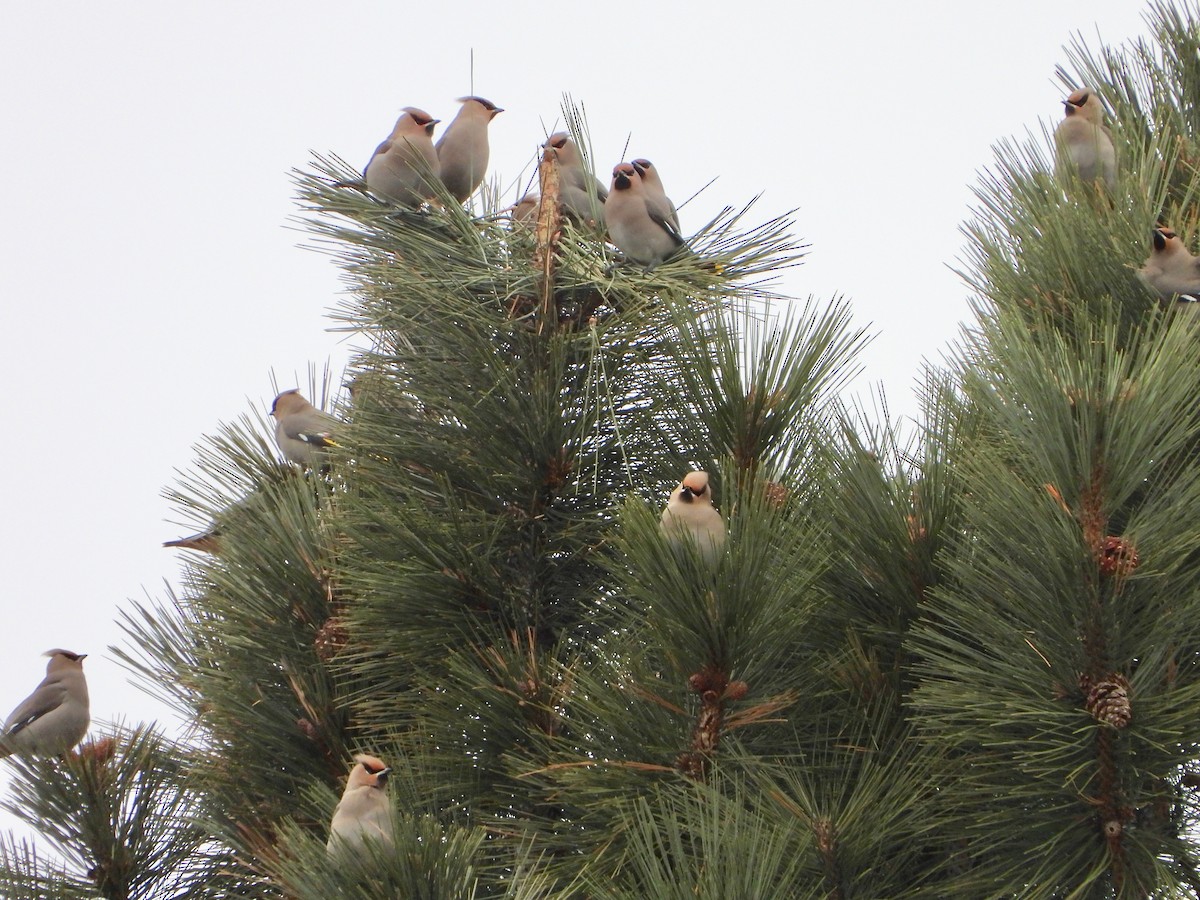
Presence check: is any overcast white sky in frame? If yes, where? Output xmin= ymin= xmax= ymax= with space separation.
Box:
xmin=0 ymin=0 xmax=1150 ymax=837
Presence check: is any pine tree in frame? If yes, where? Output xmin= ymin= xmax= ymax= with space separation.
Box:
xmin=5 ymin=4 xmax=1200 ymax=897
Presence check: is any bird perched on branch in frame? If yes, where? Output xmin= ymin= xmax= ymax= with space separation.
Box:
xmin=0 ymin=650 xmax=90 ymax=759
xmin=606 ymin=163 xmax=686 ymax=269
xmin=162 ymin=526 xmax=222 ymax=554
xmin=1054 ymin=88 xmax=1116 ymax=190
xmin=271 ymin=390 xmax=339 ymax=468
xmin=327 ymin=754 xmax=395 ymax=857
xmin=511 ymin=193 xmax=539 ymax=225
xmin=660 ymin=471 xmax=726 ymax=566
xmin=163 ymin=492 xmax=265 ymax=555
xmin=1139 ymin=226 xmax=1200 ymax=309
xmin=631 ymin=158 xmax=680 ymax=232
xmin=364 ymin=107 xmax=442 ymax=206
xmin=543 ymin=132 xmax=607 ymax=226
xmin=436 ymin=96 xmax=503 ymax=202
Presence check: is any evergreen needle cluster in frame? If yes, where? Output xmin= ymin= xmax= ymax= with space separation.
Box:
xmin=4 ymin=4 xmax=1200 ymax=897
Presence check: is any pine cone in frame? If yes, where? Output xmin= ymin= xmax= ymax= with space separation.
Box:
xmin=689 ymin=666 xmax=726 ymax=694
xmin=724 ymin=680 xmax=749 ymax=701
xmin=764 ymin=481 xmax=789 ymax=508
xmin=78 ymin=736 xmax=117 ymax=764
xmin=1097 ymin=535 xmax=1139 ymax=578
xmin=1085 ymin=673 xmax=1132 ymax=729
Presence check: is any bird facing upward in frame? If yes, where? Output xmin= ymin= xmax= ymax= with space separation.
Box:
xmin=660 ymin=471 xmax=726 ymax=566
xmin=0 ymin=649 xmax=90 ymax=759
xmin=364 ymin=107 xmax=442 ymax=207
xmin=1054 ymin=88 xmax=1116 ymax=190
xmin=631 ymin=158 xmax=680 ymax=232
xmin=327 ymin=754 xmax=395 ymax=857
xmin=606 ymin=163 xmax=685 ymax=269
xmin=436 ymin=96 xmax=503 ymax=202
xmin=543 ymin=131 xmax=608 ymax=226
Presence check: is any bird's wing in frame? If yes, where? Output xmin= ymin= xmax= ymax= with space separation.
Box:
xmin=282 ymin=411 xmax=339 ymax=447
xmin=363 ymin=139 xmax=392 ymax=176
xmin=648 ymin=204 xmax=686 ymax=246
xmin=4 ymin=681 xmax=66 ymax=734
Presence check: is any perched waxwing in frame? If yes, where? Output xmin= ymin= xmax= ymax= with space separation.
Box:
xmin=327 ymin=754 xmax=395 ymax=856
xmin=271 ymin=390 xmax=339 ymax=468
xmin=163 ymin=496 xmax=248 ymax=555
xmin=660 ymin=471 xmax=726 ymax=566
xmin=631 ymin=159 xmax=680 ymax=232
xmin=0 ymin=650 xmax=90 ymax=759
xmin=1054 ymin=88 xmax=1117 ymax=190
xmin=511 ymin=193 xmax=539 ymax=224
xmin=606 ymin=163 xmax=686 ymax=269
xmin=543 ymin=132 xmax=607 ymax=225
xmin=1139 ymin=227 xmax=1200 ymax=307
xmin=364 ymin=107 xmax=442 ymax=207
xmin=436 ymin=96 xmax=503 ymax=202
xmin=163 ymin=526 xmax=222 ymax=555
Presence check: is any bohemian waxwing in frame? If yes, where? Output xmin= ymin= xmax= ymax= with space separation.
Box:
xmin=0 ymin=650 xmax=90 ymax=759
xmin=631 ymin=158 xmax=680 ymax=232
xmin=543 ymin=132 xmax=607 ymax=226
xmin=364 ymin=107 xmax=441 ymax=207
xmin=327 ymin=754 xmax=395 ymax=856
xmin=660 ymin=471 xmax=726 ymax=566
xmin=1139 ymin=226 xmax=1200 ymax=308
xmin=1054 ymin=88 xmax=1117 ymax=190
xmin=162 ymin=526 xmax=222 ymax=555
xmin=436 ymin=96 xmax=503 ymax=202
xmin=606 ymin=163 xmax=685 ymax=269
xmin=271 ymin=390 xmax=339 ymax=468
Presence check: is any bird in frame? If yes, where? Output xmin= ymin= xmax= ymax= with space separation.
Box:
xmin=543 ymin=132 xmax=607 ymax=226
xmin=1054 ymin=88 xmax=1117 ymax=190
xmin=435 ymin=96 xmax=503 ymax=202
xmin=660 ymin=471 xmax=726 ymax=566
xmin=364 ymin=107 xmax=442 ymax=207
xmin=327 ymin=754 xmax=395 ymax=857
xmin=1139 ymin=226 xmax=1200 ymax=308
xmin=606 ymin=163 xmax=686 ymax=269
xmin=511 ymin=194 xmax=539 ymax=225
xmin=163 ymin=493 xmax=262 ymax=555
xmin=163 ymin=526 xmax=222 ymax=554
xmin=0 ymin=650 xmax=90 ymax=759
xmin=631 ymin=158 xmax=680 ymax=232
xmin=271 ymin=390 xmax=339 ymax=468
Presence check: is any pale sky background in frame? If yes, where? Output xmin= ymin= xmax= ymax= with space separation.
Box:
xmin=0 ymin=0 xmax=1150 ymax=841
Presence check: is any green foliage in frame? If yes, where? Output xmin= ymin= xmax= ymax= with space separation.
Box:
xmin=910 ymin=304 xmax=1200 ymax=897
xmin=9 ymin=8 xmax=1200 ymax=895
xmin=578 ymin=776 xmax=813 ymax=900
xmin=0 ymin=726 xmax=231 ymax=899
